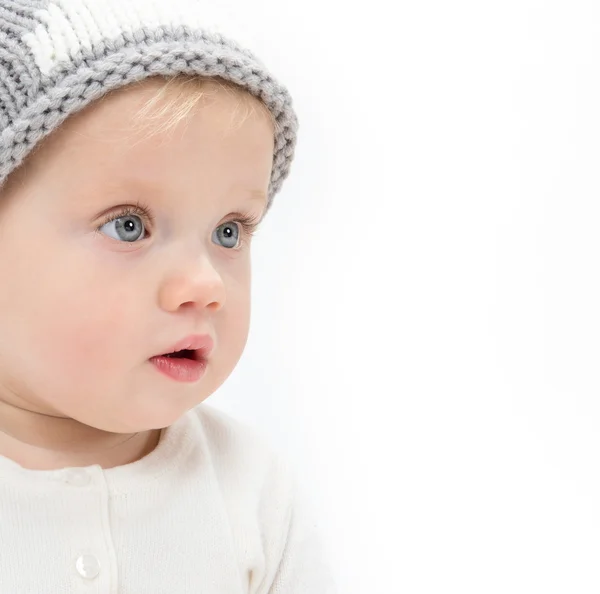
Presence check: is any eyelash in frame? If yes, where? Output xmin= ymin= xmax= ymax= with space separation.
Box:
xmin=95 ymin=200 xmax=261 ymax=250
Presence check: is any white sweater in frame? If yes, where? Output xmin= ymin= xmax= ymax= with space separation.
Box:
xmin=0 ymin=403 xmax=337 ymax=593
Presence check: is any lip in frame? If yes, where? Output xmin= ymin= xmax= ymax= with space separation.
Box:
xmin=152 ymin=334 xmax=214 ymax=361
xmin=149 ymin=356 xmax=208 ymax=383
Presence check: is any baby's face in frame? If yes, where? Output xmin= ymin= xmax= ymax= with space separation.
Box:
xmin=0 ymin=79 xmax=274 ymax=433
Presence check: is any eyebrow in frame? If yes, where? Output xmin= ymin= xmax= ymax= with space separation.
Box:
xmin=98 ymin=177 xmax=268 ymax=212
xmin=246 ymin=192 xmax=268 ymax=219
xmin=248 ymin=190 xmax=268 ymax=203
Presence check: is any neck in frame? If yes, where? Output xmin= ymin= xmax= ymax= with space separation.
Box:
xmin=0 ymin=398 xmax=162 ymax=471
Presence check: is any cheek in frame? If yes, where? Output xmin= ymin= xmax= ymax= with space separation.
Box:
xmin=0 ymin=248 xmax=139 ymax=408
xmin=43 ymin=291 xmax=133 ymax=371
xmin=19 ymin=263 xmax=137 ymax=379
xmin=219 ymin=271 xmax=252 ymax=356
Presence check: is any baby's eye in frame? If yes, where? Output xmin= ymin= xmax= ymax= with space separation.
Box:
xmin=99 ymin=214 xmax=146 ymax=243
xmin=213 ymin=222 xmax=241 ymax=249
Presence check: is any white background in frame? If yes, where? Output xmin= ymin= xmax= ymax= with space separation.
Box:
xmin=209 ymin=1 xmax=600 ymax=592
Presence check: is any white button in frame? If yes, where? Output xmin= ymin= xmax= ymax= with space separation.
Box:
xmin=76 ymin=554 xmax=100 ymax=579
xmin=62 ymin=468 xmax=91 ymax=487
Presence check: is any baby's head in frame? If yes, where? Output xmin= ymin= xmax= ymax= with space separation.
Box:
xmin=0 ymin=2 xmax=297 ymax=461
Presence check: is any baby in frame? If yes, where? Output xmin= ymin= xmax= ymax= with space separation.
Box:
xmin=0 ymin=1 xmax=336 ymax=592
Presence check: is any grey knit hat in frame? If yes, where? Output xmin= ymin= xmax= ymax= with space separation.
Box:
xmin=0 ymin=0 xmax=298 ymax=211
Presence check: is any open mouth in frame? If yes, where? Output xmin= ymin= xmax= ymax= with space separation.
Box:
xmin=162 ymin=349 xmax=197 ymax=360
xmin=150 ymin=347 xmax=208 ymax=382
xmin=149 ymin=335 xmax=213 ymax=382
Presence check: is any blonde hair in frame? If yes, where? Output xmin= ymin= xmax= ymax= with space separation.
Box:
xmin=129 ymin=74 xmax=281 ymax=141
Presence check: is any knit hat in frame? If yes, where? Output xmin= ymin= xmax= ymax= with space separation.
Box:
xmin=0 ymin=0 xmax=298 ymax=211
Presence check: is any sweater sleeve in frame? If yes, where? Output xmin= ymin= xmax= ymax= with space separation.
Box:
xmin=253 ymin=455 xmax=338 ymax=594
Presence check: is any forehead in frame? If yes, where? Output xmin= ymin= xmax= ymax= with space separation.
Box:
xmin=39 ymin=78 xmax=274 ymax=153
xmin=12 ymin=79 xmax=274 ymax=201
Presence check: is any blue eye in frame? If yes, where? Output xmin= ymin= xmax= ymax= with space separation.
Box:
xmin=96 ymin=203 xmax=260 ymax=249
xmin=99 ymin=213 xmax=146 ymax=243
xmin=213 ymin=222 xmax=241 ymax=249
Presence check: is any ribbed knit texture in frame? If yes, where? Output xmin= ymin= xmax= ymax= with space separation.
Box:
xmin=0 ymin=0 xmax=299 ymax=211
xmin=0 ymin=403 xmax=337 ymax=593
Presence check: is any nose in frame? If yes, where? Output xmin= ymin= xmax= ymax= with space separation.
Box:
xmin=158 ymin=254 xmax=226 ymax=313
